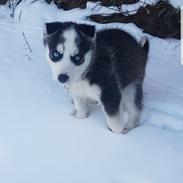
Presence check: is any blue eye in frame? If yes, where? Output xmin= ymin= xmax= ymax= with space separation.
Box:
xmin=50 ymin=50 xmax=63 ymax=62
xmin=71 ymin=54 xmax=84 ymax=65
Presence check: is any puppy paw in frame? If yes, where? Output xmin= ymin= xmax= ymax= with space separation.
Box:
xmin=107 ymin=125 xmax=123 ymax=134
xmin=70 ymin=110 xmax=89 ymax=119
xmin=122 ymin=123 xmax=138 ymax=134
xmin=75 ymin=112 xmax=89 ymax=119
xmin=122 ymin=127 xmax=130 ymax=134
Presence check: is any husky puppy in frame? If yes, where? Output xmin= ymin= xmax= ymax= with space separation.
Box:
xmin=43 ymin=22 xmax=149 ymax=134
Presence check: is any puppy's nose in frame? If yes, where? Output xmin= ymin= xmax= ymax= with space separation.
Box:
xmin=58 ymin=74 xmax=69 ymax=83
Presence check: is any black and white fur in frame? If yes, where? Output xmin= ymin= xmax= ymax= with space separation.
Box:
xmin=43 ymin=22 xmax=149 ymax=134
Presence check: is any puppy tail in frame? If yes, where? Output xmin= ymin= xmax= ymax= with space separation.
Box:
xmin=139 ymin=36 xmax=149 ymax=55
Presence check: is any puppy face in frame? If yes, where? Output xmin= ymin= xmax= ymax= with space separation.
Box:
xmin=43 ymin=22 xmax=95 ymax=84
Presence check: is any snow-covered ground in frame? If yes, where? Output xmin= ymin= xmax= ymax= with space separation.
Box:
xmin=0 ymin=1 xmax=183 ymax=183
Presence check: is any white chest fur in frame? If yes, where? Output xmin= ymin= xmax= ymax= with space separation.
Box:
xmin=70 ymin=80 xmax=101 ymax=102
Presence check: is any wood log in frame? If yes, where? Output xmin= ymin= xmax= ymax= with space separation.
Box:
xmin=45 ymin=0 xmax=140 ymax=10
xmin=53 ymin=0 xmax=87 ymax=10
xmin=89 ymin=1 xmax=180 ymax=39
xmin=100 ymin=0 xmax=139 ymax=6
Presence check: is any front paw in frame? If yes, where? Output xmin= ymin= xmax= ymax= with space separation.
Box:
xmin=70 ymin=110 xmax=89 ymax=119
xmin=108 ymin=126 xmax=123 ymax=134
xmin=122 ymin=122 xmax=138 ymax=134
xmin=107 ymin=122 xmax=124 ymax=134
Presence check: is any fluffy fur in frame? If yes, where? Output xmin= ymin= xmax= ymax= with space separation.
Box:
xmin=43 ymin=22 xmax=149 ymax=134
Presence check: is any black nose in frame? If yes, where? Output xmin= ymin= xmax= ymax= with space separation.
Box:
xmin=58 ymin=74 xmax=69 ymax=83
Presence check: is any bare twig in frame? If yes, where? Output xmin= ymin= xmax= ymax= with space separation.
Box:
xmin=8 ymin=0 xmax=12 ymax=8
xmin=19 ymin=9 xmax=22 ymax=21
xmin=16 ymin=0 xmax=22 ymax=6
xmin=30 ymin=0 xmax=39 ymax=3
xmin=140 ymin=0 xmax=150 ymax=6
xmin=173 ymin=43 xmax=180 ymax=49
xmin=91 ymin=3 xmax=101 ymax=11
xmin=90 ymin=0 xmax=151 ymax=14
xmin=9 ymin=0 xmax=23 ymax=18
xmin=10 ymin=0 xmax=15 ymax=18
xmin=25 ymin=54 xmax=32 ymax=61
xmin=22 ymin=32 xmax=33 ymax=53
xmin=142 ymin=0 xmax=146 ymax=7
xmin=90 ymin=2 xmax=122 ymax=12
xmin=90 ymin=0 xmax=164 ymax=16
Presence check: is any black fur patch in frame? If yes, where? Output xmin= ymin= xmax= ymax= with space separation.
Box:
xmin=45 ymin=22 xmax=62 ymax=35
xmin=86 ymin=28 xmax=148 ymax=115
xmin=135 ymin=83 xmax=143 ymax=110
xmin=78 ymin=24 xmax=95 ymax=37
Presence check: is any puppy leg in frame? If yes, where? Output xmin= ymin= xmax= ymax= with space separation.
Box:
xmin=72 ymin=96 xmax=89 ymax=119
xmin=122 ymin=82 xmax=142 ymax=133
xmin=101 ymin=89 xmax=125 ymax=133
xmin=103 ymin=104 xmax=126 ymax=134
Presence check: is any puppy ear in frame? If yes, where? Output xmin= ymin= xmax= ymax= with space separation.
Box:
xmin=78 ymin=24 xmax=95 ymax=38
xmin=44 ymin=22 xmax=62 ymax=36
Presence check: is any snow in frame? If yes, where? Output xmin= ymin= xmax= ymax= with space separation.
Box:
xmin=0 ymin=1 xmax=183 ymax=183
xmin=168 ymin=0 xmax=182 ymax=8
